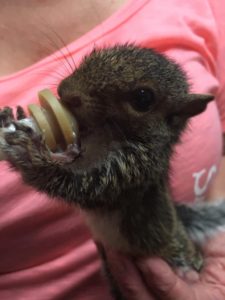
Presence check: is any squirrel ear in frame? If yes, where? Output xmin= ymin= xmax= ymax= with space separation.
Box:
xmin=177 ymin=93 xmax=214 ymax=117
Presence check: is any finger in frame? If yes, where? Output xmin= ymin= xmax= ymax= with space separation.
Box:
xmin=137 ymin=257 xmax=195 ymax=300
xmin=175 ymin=268 xmax=199 ymax=283
xmin=204 ymin=232 xmax=225 ymax=257
xmin=107 ymin=251 xmax=156 ymax=300
xmin=201 ymin=258 xmax=225 ymax=285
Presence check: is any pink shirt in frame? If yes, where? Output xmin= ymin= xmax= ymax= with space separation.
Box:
xmin=0 ymin=0 xmax=225 ymax=299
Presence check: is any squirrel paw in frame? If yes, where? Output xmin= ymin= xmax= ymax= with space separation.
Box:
xmin=0 ymin=106 xmax=27 ymax=128
xmin=0 ymin=121 xmax=50 ymax=170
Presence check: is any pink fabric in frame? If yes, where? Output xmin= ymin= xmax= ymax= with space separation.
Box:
xmin=0 ymin=0 xmax=224 ymax=298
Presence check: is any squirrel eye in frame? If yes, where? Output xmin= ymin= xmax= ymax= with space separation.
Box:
xmin=130 ymin=88 xmax=155 ymax=112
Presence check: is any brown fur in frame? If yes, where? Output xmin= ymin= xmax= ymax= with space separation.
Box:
xmin=0 ymin=44 xmax=214 ymax=298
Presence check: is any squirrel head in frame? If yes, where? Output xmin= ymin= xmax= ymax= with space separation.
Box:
xmin=58 ymin=44 xmax=214 ymax=151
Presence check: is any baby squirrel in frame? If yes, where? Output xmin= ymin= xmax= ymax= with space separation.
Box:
xmin=1 ymin=44 xmax=225 ymax=299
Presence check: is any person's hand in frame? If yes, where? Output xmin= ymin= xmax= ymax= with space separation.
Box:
xmin=107 ymin=232 xmax=225 ymax=300
xmin=208 ymin=156 xmax=225 ymax=201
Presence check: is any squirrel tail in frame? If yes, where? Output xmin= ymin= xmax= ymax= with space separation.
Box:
xmin=176 ymin=199 xmax=225 ymax=245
